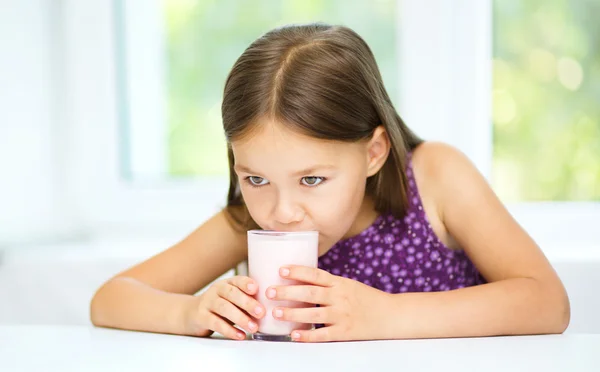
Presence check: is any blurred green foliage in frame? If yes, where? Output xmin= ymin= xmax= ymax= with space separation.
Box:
xmin=163 ymin=0 xmax=397 ymax=177
xmin=162 ymin=0 xmax=599 ymax=201
xmin=493 ymin=0 xmax=600 ymax=201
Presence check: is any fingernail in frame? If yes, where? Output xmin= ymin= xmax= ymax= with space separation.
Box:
xmin=267 ymin=288 xmax=276 ymax=299
xmin=280 ymin=268 xmax=290 ymax=277
xmin=291 ymin=332 xmax=300 ymax=340
xmin=274 ymin=309 xmax=283 ymax=318
xmin=248 ymin=321 xmax=257 ymax=330
xmin=237 ymin=332 xmax=246 ymax=340
xmin=247 ymin=283 xmax=256 ymax=292
xmin=254 ymin=306 xmax=263 ymax=316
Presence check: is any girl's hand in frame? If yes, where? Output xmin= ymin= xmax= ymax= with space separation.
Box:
xmin=183 ymin=276 xmax=265 ymax=340
xmin=267 ymin=266 xmax=391 ymax=342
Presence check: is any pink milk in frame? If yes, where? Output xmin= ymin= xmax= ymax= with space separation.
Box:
xmin=247 ymin=230 xmax=318 ymax=341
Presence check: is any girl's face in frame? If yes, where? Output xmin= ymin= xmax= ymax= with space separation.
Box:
xmin=231 ymin=118 xmax=388 ymax=255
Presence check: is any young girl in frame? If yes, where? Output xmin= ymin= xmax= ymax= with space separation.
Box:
xmin=91 ymin=23 xmax=570 ymax=342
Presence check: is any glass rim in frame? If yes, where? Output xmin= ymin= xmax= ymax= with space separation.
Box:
xmin=247 ymin=230 xmax=318 ymax=237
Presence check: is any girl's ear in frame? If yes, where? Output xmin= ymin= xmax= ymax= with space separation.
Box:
xmin=366 ymin=125 xmax=391 ymax=177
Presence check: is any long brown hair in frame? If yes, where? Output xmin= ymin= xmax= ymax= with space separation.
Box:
xmin=221 ymin=23 xmax=422 ymax=231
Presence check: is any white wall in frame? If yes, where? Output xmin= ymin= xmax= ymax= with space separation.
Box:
xmin=0 ymin=1 xmax=80 ymax=245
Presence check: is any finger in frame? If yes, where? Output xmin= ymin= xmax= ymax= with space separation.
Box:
xmin=273 ymin=306 xmax=330 ymax=324
xmin=280 ymin=266 xmax=334 ymax=287
xmin=290 ymin=327 xmax=332 ymax=343
xmin=207 ymin=312 xmax=247 ymax=341
xmin=211 ymin=297 xmax=259 ymax=334
xmin=218 ymin=282 xmax=265 ymax=318
xmin=227 ymin=276 xmax=259 ymax=295
xmin=266 ymin=285 xmax=330 ymax=305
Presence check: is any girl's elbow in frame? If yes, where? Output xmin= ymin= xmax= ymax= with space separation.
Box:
xmin=89 ymin=283 xmax=111 ymax=327
xmin=532 ymin=276 xmax=570 ymax=334
xmin=545 ymin=281 xmax=571 ymax=334
xmin=555 ymin=292 xmax=571 ymax=334
xmin=89 ymin=290 xmax=103 ymax=326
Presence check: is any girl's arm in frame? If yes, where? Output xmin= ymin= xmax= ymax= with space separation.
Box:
xmin=90 ymin=210 xmax=248 ymax=335
xmin=383 ymin=143 xmax=569 ymax=338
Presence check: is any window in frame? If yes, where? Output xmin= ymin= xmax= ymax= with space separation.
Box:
xmin=117 ymin=0 xmax=399 ymax=180
xmin=64 ymin=0 xmax=598 ymax=251
xmin=492 ymin=0 xmax=600 ymax=202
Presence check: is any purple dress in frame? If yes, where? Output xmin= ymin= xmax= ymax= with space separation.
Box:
xmin=318 ymin=152 xmax=486 ymax=293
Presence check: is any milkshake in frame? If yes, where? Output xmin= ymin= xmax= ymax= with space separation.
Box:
xmin=247 ymin=230 xmax=318 ymax=341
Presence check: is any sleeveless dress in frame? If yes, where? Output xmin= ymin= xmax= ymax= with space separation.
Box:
xmin=318 ymin=152 xmax=487 ymax=293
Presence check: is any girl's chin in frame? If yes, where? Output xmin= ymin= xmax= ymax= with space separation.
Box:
xmin=317 ymin=237 xmax=336 ymax=257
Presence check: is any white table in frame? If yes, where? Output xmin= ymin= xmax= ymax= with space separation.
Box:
xmin=1 ymin=326 xmax=598 ymax=372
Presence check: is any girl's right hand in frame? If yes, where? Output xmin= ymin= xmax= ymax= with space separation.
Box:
xmin=183 ymin=276 xmax=265 ymax=340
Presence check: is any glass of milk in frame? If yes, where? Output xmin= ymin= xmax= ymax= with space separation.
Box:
xmin=247 ymin=230 xmax=318 ymax=341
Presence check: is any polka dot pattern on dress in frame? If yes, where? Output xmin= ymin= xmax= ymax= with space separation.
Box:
xmin=318 ymin=151 xmax=486 ymax=294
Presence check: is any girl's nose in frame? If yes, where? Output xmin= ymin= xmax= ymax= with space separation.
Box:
xmin=273 ymin=198 xmax=305 ymax=226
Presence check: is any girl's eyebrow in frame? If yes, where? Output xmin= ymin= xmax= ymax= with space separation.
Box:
xmin=233 ymin=164 xmax=256 ymax=174
xmin=233 ymin=164 xmax=336 ymax=176
xmin=290 ymin=165 xmax=336 ymax=176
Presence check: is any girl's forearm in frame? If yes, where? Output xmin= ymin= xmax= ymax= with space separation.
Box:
xmin=380 ymin=278 xmax=569 ymax=339
xmin=90 ymin=277 xmax=196 ymax=336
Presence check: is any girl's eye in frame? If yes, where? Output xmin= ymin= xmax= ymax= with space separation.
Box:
xmin=301 ymin=176 xmax=325 ymax=187
xmin=247 ymin=176 xmax=269 ymax=186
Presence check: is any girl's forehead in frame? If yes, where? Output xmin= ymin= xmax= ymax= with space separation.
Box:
xmin=231 ymin=123 xmax=366 ymax=179
xmin=231 ymin=120 xmax=365 ymax=166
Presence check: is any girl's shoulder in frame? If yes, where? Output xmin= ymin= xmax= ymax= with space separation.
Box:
xmin=411 ymin=141 xmax=479 ymax=193
xmin=409 ymin=141 xmax=483 ymax=250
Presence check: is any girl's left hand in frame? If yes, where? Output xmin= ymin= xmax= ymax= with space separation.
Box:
xmin=266 ymin=265 xmax=392 ymax=342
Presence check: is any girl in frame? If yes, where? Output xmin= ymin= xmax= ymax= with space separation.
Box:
xmin=90 ymin=23 xmax=570 ymax=342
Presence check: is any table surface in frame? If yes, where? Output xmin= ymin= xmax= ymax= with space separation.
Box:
xmin=1 ymin=325 xmax=598 ymax=372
